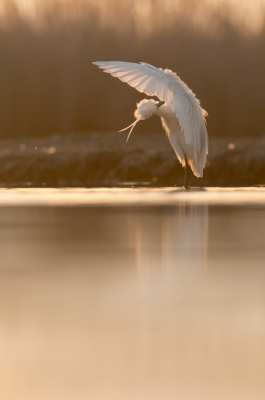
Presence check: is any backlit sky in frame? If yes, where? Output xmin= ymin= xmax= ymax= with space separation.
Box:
xmin=3 ymin=0 xmax=265 ymax=33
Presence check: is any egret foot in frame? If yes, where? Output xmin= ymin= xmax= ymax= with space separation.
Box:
xmin=183 ymin=160 xmax=191 ymax=188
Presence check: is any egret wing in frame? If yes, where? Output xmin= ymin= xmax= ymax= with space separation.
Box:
xmin=93 ymin=61 xmax=207 ymax=150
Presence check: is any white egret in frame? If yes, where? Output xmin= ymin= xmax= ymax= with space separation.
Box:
xmin=93 ymin=61 xmax=208 ymax=187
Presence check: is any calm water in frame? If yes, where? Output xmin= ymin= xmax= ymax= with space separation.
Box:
xmin=0 ymin=189 xmax=265 ymax=400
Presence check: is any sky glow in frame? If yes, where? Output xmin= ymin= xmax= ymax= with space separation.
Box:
xmin=2 ymin=0 xmax=265 ymax=34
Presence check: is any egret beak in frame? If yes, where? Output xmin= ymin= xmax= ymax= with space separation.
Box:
xmin=119 ymin=119 xmax=140 ymax=143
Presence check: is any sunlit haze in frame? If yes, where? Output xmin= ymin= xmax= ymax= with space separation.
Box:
xmin=0 ymin=0 xmax=265 ymax=139
xmin=3 ymin=0 xmax=265 ymax=33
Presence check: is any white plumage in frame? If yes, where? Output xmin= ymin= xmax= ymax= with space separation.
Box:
xmin=93 ymin=61 xmax=208 ymax=183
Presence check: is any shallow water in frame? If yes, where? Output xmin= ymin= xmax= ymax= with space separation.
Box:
xmin=0 ymin=189 xmax=265 ymax=400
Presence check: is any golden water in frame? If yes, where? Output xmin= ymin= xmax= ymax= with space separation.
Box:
xmin=0 ymin=188 xmax=265 ymax=399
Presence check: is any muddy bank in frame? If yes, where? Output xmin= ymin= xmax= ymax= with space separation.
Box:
xmin=0 ymin=132 xmax=264 ymax=187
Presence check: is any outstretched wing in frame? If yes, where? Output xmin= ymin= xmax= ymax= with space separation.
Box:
xmin=93 ymin=61 xmax=208 ymax=150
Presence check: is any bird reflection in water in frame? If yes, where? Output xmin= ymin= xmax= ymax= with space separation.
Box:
xmin=128 ymin=204 xmax=208 ymax=286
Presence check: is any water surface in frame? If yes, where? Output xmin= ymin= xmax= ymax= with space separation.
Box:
xmin=0 ymin=189 xmax=265 ymax=400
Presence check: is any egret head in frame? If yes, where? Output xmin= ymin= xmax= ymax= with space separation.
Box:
xmin=120 ymin=98 xmax=163 ymax=143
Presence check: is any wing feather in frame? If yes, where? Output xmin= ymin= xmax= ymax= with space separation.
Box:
xmin=93 ymin=61 xmax=207 ymax=150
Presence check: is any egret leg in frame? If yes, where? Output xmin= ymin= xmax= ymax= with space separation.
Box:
xmin=183 ymin=158 xmax=191 ymax=188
